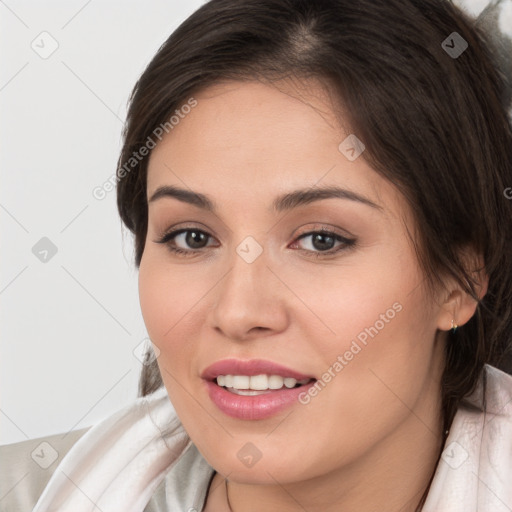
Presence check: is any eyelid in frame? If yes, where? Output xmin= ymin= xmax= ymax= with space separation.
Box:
xmin=291 ymin=223 xmax=355 ymax=241
xmin=154 ymin=226 xmax=218 ymax=246
xmin=154 ymin=221 xmax=217 ymax=242
xmin=295 ymin=229 xmax=351 ymax=243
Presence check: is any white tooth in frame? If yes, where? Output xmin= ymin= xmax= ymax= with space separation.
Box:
xmin=232 ymin=375 xmax=250 ymax=389
xmin=249 ymin=374 xmax=269 ymax=390
xmin=223 ymin=374 xmax=305 ymax=391
xmin=284 ymin=377 xmax=297 ymax=389
xmin=268 ymin=375 xmax=285 ymax=389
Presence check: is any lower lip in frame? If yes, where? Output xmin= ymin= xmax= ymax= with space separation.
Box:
xmin=205 ymin=380 xmax=316 ymax=420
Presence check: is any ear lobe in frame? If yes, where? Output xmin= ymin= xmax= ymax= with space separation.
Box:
xmin=436 ymin=289 xmax=463 ymax=332
xmin=436 ymin=258 xmax=489 ymax=332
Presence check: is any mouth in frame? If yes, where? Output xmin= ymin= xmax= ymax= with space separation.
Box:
xmin=214 ymin=374 xmax=314 ymax=396
xmin=202 ymin=359 xmax=317 ymax=420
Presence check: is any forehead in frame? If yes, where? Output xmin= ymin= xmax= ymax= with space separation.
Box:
xmin=149 ymin=78 xmax=342 ymax=159
xmin=146 ymin=79 xmax=403 ymax=217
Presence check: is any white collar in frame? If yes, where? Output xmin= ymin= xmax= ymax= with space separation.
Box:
xmin=32 ymin=386 xmax=195 ymax=511
xmin=423 ymin=365 xmax=512 ymax=511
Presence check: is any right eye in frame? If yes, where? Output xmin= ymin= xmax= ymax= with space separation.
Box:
xmin=156 ymin=228 xmax=219 ymax=255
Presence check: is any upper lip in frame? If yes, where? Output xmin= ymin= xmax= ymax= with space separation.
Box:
xmin=201 ymin=359 xmax=315 ymax=381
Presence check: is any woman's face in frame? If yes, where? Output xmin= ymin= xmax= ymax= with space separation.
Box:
xmin=139 ymin=79 xmax=448 ymax=485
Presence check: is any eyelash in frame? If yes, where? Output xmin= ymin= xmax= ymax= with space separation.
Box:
xmin=155 ymin=227 xmax=356 ymax=258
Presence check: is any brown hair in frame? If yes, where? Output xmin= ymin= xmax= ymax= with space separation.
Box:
xmin=117 ymin=0 xmax=512 ymax=479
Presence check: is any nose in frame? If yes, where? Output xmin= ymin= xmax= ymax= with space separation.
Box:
xmin=209 ymin=245 xmax=289 ymax=342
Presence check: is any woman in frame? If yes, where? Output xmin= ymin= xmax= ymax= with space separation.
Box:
xmin=2 ymin=0 xmax=512 ymax=511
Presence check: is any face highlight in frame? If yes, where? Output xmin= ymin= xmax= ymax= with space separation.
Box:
xmin=138 ymin=79 xmax=447 ymax=492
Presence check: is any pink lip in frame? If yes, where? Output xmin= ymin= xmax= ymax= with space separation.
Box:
xmin=201 ymin=359 xmax=316 ymax=420
xmin=201 ymin=358 xmax=314 ymax=381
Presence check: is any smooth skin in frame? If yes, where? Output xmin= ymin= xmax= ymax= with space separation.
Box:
xmin=138 ymin=78 xmax=484 ymax=512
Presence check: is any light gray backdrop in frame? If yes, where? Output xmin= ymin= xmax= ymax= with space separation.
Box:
xmin=0 ymin=0 xmax=203 ymax=445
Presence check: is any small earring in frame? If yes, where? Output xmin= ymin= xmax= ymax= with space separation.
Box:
xmin=451 ymin=319 xmax=458 ymax=332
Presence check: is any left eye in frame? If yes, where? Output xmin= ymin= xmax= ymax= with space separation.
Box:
xmin=292 ymin=231 xmax=355 ymax=253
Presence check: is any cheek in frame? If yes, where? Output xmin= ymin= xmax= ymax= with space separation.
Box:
xmin=292 ymin=281 xmax=436 ymax=455
xmin=138 ymin=253 xmax=204 ymax=410
xmin=274 ymin=240 xmax=424 ymax=356
xmin=138 ymin=246 xmax=227 ymax=394
xmin=138 ymin=249 xmax=206 ymax=343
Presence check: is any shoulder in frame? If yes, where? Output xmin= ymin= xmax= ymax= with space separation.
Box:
xmin=0 ymin=428 xmax=89 ymax=512
xmin=484 ymin=364 xmax=512 ymax=410
xmin=463 ymin=364 xmax=512 ymax=414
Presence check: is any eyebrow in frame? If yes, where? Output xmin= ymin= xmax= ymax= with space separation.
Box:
xmin=273 ymin=186 xmax=382 ymax=212
xmin=148 ymin=185 xmax=382 ymax=212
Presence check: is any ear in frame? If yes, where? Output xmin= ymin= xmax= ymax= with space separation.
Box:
xmin=436 ymin=252 xmax=489 ymax=332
